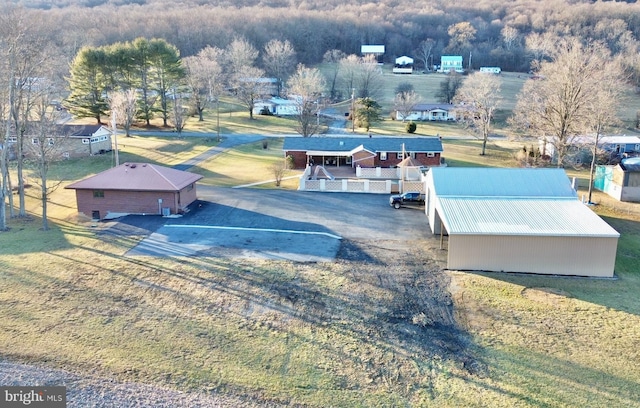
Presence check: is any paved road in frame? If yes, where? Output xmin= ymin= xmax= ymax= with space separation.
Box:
xmin=171 ymin=134 xmax=266 ymax=171
xmin=123 ymin=188 xmax=430 ymax=262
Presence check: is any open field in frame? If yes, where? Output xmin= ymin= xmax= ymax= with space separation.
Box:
xmin=2 ymin=76 xmax=640 ymax=406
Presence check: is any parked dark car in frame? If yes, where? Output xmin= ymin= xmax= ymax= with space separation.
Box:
xmin=389 ymin=192 xmax=425 ymax=209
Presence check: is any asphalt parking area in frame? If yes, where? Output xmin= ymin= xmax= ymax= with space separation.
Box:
xmin=117 ymin=187 xmax=431 ymax=262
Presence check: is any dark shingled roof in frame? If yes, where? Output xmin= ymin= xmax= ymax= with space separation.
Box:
xmin=54 ymin=124 xmax=109 ymax=137
xmin=65 ymin=163 xmax=203 ymax=192
xmin=283 ymin=137 xmax=443 ymax=153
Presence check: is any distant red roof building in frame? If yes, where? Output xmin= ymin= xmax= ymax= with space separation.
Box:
xmin=65 ymin=162 xmax=203 ymax=220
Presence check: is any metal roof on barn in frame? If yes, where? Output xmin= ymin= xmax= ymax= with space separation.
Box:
xmin=438 ymin=197 xmax=619 ymax=237
xmin=428 ymin=167 xmax=577 ymax=198
xmin=283 ymin=137 xmax=443 ymax=153
xmin=65 ymin=162 xmax=203 ymax=192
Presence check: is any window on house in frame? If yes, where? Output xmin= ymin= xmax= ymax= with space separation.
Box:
xmin=47 ymin=138 xmax=55 ymax=146
xmin=427 ymin=152 xmax=435 ymax=157
xmin=7 ymin=137 xmax=17 ymax=143
xmin=397 ymin=152 xmax=403 ymax=159
xmin=380 ymin=152 xmax=387 ymax=160
xmin=63 ymin=152 xmax=70 ymax=158
xmin=82 ymin=139 xmax=90 ymax=144
xmin=410 ymin=152 xmax=416 ymax=158
xmin=93 ymin=190 xmax=105 ymax=198
xmin=32 ymin=138 xmax=39 ymax=144
xmin=635 ymin=144 xmax=640 ymax=152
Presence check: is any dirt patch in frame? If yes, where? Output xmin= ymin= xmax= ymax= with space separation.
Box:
xmin=332 ymin=239 xmax=482 ymax=374
xmin=521 ymin=287 xmax=572 ymax=306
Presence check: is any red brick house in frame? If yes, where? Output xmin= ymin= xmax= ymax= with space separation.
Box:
xmin=283 ymin=136 xmax=443 ymax=169
xmin=65 ymin=162 xmax=203 ymax=220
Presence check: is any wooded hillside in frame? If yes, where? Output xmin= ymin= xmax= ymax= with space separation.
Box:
xmin=10 ymin=0 xmax=640 ymax=74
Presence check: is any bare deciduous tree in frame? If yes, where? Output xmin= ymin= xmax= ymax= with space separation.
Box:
xmin=231 ymin=66 xmax=268 ymax=119
xmin=393 ymin=90 xmax=422 ymax=123
xmin=322 ymin=49 xmax=346 ymax=100
xmin=27 ymin=84 xmax=69 ymax=231
xmin=414 ymin=39 xmax=436 ymax=71
xmin=501 ymin=26 xmax=520 ymax=52
xmin=0 ymin=7 xmax=51 ymax=220
xmin=339 ymin=54 xmax=360 ymax=99
xmin=183 ymin=46 xmax=224 ymax=121
xmin=287 ymin=64 xmax=326 ymax=137
xmin=511 ymin=39 xmax=624 ymax=168
xmin=262 ymin=39 xmax=296 ymax=97
xmin=225 ymin=37 xmax=259 ymax=75
xmin=109 ymin=89 xmax=137 ymax=137
xmin=170 ymin=91 xmax=189 ymax=138
xmin=446 ymin=22 xmax=476 ymax=55
xmin=525 ymin=32 xmax=558 ymax=71
xmin=436 ymin=71 xmax=463 ymax=104
xmin=270 ymin=161 xmax=288 ymax=187
xmin=357 ymin=54 xmax=384 ymax=99
xmin=454 ymin=72 xmax=502 ymax=155
xmin=585 ymin=57 xmax=627 ymax=203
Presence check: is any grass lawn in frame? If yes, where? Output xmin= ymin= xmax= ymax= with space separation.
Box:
xmin=2 ymin=71 xmax=640 ymax=406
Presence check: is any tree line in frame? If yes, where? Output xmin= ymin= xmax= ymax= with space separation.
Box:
xmin=10 ymin=0 xmax=640 ymax=79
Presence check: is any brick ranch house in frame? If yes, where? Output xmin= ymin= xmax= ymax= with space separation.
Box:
xmin=65 ymin=162 xmax=203 ymax=220
xmin=283 ymin=136 xmax=443 ymax=169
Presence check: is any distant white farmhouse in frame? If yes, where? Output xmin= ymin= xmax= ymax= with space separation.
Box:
xmin=253 ymin=97 xmax=300 ymax=116
xmin=396 ymin=104 xmax=457 ymax=122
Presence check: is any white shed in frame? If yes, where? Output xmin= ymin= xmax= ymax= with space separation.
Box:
xmin=425 ymin=167 xmax=619 ymax=277
xmin=393 ymin=56 xmax=414 ymax=74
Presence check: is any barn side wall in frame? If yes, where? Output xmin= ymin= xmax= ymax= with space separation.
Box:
xmin=447 ymin=234 xmax=618 ymax=278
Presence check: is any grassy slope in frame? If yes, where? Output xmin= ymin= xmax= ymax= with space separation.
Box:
xmin=2 ymin=73 xmax=640 ymax=407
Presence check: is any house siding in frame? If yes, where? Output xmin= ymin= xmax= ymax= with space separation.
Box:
xmin=447 ymin=235 xmax=618 ymax=278
xmin=65 ymin=138 xmax=112 ymax=158
xmin=374 ymin=152 xmax=440 ymax=167
xmin=74 ymin=189 xmax=188 ymax=219
xmin=285 ymin=151 xmax=308 ymax=169
xmin=352 ymin=150 xmax=375 ymax=167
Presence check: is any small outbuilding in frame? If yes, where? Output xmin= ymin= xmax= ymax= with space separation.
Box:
xmin=361 ymin=45 xmax=385 ymax=64
xmin=393 ymin=56 xmax=414 ymax=74
xmin=425 ymin=167 xmax=619 ymax=277
xmin=65 ymin=162 xmax=203 ymax=220
xmin=595 ymin=158 xmax=640 ymax=202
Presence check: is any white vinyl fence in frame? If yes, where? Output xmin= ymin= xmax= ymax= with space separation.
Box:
xmin=298 ymin=166 xmax=425 ymax=194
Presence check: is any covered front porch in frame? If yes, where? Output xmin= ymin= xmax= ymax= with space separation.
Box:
xmin=306 ymin=150 xmax=354 ymax=168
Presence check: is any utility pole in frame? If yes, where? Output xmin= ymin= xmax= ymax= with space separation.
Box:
xmin=216 ymin=97 xmax=221 ymax=142
xmin=351 ymin=88 xmax=355 ymax=133
xmin=111 ymin=111 xmax=119 ymax=167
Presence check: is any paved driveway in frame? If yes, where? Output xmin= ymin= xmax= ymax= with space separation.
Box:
xmin=123 ymin=188 xmax=431 ymax=262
